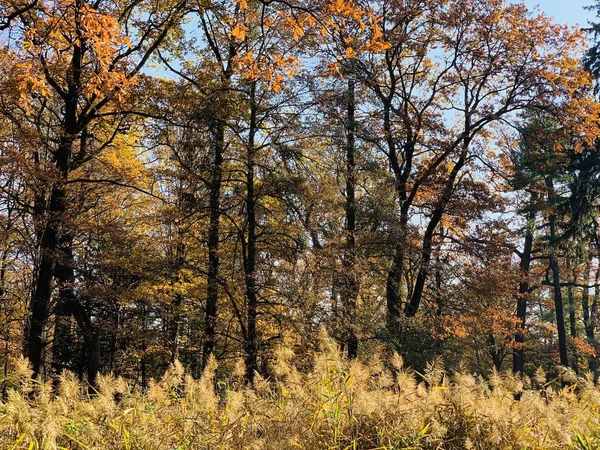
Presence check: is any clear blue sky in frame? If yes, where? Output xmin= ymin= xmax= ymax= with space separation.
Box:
xmin=524 ymin=0 xmax=594 ymax=27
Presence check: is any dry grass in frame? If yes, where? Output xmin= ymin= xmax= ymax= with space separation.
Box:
xmin=1 ymin=337 xmax=600 ymax=449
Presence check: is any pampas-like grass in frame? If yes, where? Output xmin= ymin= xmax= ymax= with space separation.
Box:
xmin=1 ymin=339 xmax=599 ymax=449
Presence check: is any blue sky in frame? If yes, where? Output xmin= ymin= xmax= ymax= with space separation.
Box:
xmin=524 ymin=0 xmax=594 ymax=26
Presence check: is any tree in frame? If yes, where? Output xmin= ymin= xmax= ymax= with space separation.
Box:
xmin=0 ymin=0 xmax=186 ymax=383
xmin=331 ymin=0 xmax=599 ymax=329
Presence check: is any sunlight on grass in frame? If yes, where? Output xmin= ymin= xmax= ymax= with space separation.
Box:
xmin=2 ymin=336 xmax=600 ymax=449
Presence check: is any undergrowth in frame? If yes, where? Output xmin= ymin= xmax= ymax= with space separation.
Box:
xmin=1 ymin=335 xmax=600 ymax=449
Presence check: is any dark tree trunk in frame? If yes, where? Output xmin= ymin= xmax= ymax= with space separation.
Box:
xmin=170 ymin=293 xmax=182 ymax=364
xmin=567 ymin=262 xmax=578 ymax=339
xmin=51 ymin=314 xmax=74 ymax=374
xmin=53 ymin=236 xmax=100 ymax=389
xmin=592 ymin=267 xmax=600 ymax=375
xmin=27 ymin=137 xmax=74 ymax=379
xmin=434 ymin=231 xmax=445 ymax=316
xmin=26 ymin=40 xmax=82 ymax=379
xmin=202 ymin=119 xmax=224 ymax=370
xmin=0 ymin=231 xmax=9 ymax=399
xmin=513 ymin=206 xmax=535 ymax=374
xmin=341 ymin=79 xmax=359 ymax=359
xmin=546 ymin=176 xmax=568 ymax=368
xmin=140 ymin=306 xmax=148 ymax=392
xmin=108 ymin=308 xmax=120 ymax=373
xmin=51 ymin=235 xmax=76 ymax=376
xmin=0 ymin=237 xmax=9 ymax=300
xmin=568 ymin=284 xmax=577 ymax=339
xmin=71 ymin=299 xmax=100 ymax=390
xmin=384 ymin=96 xmax=403 ymax=330
xmin=567 ymin=263 xmax=579 ymax=372
xmin=405 ymin=147 xmax=468 ymax=317
xmin=489 ymin=334 xmax=503 ymax=371
xmin=141 ymin=355 xmax=147 ymax=393
xmin=52 ymin=238 xmax=100 ymax=389
xmin=583 ymin=262 xmax=598 ymax=373
xmin=386 ymin=250 xmax=403 ymax=329
xmin=382 ymin=82 xmax=421 ymax=329
xmin=197 ymin=24 xmax=235 ymax=373
xmin=244 ymin=83 xmax=258 ymax=384
xmin=549 ymin=254 xmax=569 ymax=367
xmin=169 ymin=229 xmax=186 ymax=364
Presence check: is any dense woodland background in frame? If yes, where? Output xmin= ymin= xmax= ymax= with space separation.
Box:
xmin=2 ymin=0 xmax=600 ymax=391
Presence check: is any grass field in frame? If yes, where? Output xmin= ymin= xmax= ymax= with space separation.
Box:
xmin=1 ymin=338 xmax=599 ymax=449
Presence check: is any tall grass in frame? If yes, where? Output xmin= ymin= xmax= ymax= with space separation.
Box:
xmin=1 ymin=336 xmax=600 ymax=449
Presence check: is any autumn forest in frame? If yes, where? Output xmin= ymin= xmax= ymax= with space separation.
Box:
xmin=3 ymin=0 xmax=600 ymax=447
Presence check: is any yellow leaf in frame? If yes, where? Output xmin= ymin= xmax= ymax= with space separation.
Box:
xmin=294 ymin=25 xmax=304 ymax=40
xmin=231 ymin=25 xmax=247 ymax=41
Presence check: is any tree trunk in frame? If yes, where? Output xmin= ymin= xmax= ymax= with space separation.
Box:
xmin=26 ymin=40 xmax=81 ymax=379
xmin=384 ymin=97 xmax=411 ymax=330
xmin=51 ymin=236 xmax=100 ymax=389
xmin=567 ymin=265 xmax=579 ymax=372
xmin=568 ymin=284 xmax=577 ymax=339
xmin=513 ymin=206 xmax=535 ymax=374
xmin=549 ymin=255 xmax=569 ymax=367
xmin=169 ymin=228 xmax=186 ymax=364
xmin=202 ymin=119 xmax=224 ymax=370
xmin=405 ymin=147 xmax=468 ymax=317
xmin=0 ymin=226 xmax=9 ymax=399
xmin=386 ymin=250 xmax=404 ymax=329
xmin=71 ymin=299 xmax=100 ymax=390
xmin=341 ymin=79 xmax=359 ymax=359
xmin=0 ymin=198 xmax=11 ymax=298
xmin=51 ymin=235 xmax=76 ymax=376
xmin=547 ymin=177 xmax=568 ymax=368
xmin=108 ymin=308 xmax=120 ymax=373
xmin=489 ymin=334 xmax=503 ymax=371
xmin=53 ymin=236 xmax=100 ymax=389
xmin=567 ymin=261 xmax=577 ymax=339
xmin=583 ymin=262 xmax=598 ymax=373
xmin=170 ymin=293 xmax=182 ymax=364
xmin=27 ymin=137 xmax=74 ymax=378
xmin=244 ymin=82 xmax=258 ymax=384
